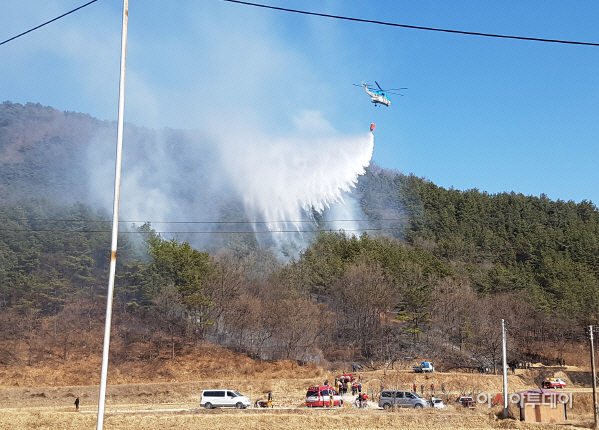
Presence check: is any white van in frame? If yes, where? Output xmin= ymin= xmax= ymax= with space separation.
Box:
xmin=200 ymin=389 xmax=251 ymax=409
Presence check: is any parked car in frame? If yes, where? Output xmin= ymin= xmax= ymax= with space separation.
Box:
xmin=200 ymin=389 xmax=251 ymax=409
xmin=305 ymin=386 xmax=343 ymax=407
xmin=413 ymin=361 xmax=435 ymax=373
xmin=455 ymin=396 xmax=476 ymax=408
xmin=542 ymin=377 xmax=567 ymax=389
xmin=431 ymin=397 xmax=446 ymax=409
xmin=378 ymin=390 xmax=429 ymax=409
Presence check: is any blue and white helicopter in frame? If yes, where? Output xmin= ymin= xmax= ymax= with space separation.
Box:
xmin=354 ymin=81 xmax=406 ymax=107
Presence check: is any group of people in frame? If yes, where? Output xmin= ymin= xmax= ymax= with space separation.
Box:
xmin=354 ymin=392 xmax=369 ymax=408
xmin=412 ymin=381 xmax=445 ymax=395
xmin=330 ymin=377 xmax=362 ymax=396
xmin=326 ymin=376 xmax=368 ymax=408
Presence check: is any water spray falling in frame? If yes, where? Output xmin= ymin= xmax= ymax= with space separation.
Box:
xmin=220 ymin=124 xmax=374 ymax=241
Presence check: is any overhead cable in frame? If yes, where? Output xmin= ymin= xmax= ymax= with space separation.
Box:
xmin=0 ymin=227 xmax=402 ymax=234
xmin=222 ymin=0 xmax=599 ymax=47
xmin=0 ymin=0 xmax=99 ymax=46
xmin=0 ymin=217 xmax=402 ymax=224
xmin=3 ymin=0 xmax=597 ymax=48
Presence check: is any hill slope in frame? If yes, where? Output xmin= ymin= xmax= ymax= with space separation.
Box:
xmin=2 ymin=101 xmax=599 ymax=372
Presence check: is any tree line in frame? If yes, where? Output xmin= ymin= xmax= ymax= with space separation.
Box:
xmin=1 ymin=167 xmax=598 ymax=371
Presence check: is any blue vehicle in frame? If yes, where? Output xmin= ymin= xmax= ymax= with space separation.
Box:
xmin=413 ymin=361 xmax=434 ymax=373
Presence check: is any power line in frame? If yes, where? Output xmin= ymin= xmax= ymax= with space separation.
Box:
xmin=0 ymin=227 xmax=402 ymax=234
xmin=0 ymin=0 xmax=99 ymax=47
xmin=3 ymin=0 xmax=596 ymax=48
xmin=222 ymin=0 xmax=599 ymax=47
xmin=0 ymin=218 xmax=405 ymax=234
xmin=0 ymin=217 xmax=403 ymax=224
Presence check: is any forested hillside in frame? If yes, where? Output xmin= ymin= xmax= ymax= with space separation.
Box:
xmin=359 ymin=167 xmax=599 ymax=315
xmin=1 ymin=101 xmax=598 ymax=372
xmin=0 ymin=101 xmax=244 ymax=252
xmin=0 ymin=101 xmax=109 ymax=203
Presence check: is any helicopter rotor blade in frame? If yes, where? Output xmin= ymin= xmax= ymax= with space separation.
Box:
xmin=375 ymin=81 xmax=383 ymax=91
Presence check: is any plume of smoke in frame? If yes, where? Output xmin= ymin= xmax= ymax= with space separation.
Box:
xmin=217 ymin=112 xmax=374 ymax=251
xmin=85 ymin=112 xmax=374 ymax=255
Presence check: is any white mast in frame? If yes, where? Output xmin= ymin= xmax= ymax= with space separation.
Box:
xmin=96 ymin=1 xmax=128 ymax=429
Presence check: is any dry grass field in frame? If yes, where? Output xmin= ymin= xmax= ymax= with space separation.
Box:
xmin=0 ymin=344 xmax=596 ymax=429
xmin=0 ymin=407 xmax=586 ymax=430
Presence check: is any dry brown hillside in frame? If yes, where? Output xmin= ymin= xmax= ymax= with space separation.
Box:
xmin=0 ymin=342 xmax=597 ymax=429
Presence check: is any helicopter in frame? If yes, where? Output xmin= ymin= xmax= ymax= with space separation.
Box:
xmin=354 ymin=81 xmax=406 ymax=107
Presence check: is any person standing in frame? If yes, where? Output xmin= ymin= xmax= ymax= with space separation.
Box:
xmin=358 ymin=392 xmax=369 ymax=408
xmin=431 ymin=382 xmax=435 ymax=394
xmin=413 ymin=382 xmax=417 ymax=393
xmin=442 ymin=381 xmax=446 ymax=394
xmin=74 ymin=397 xmax=80 ymax=411
xmin=421 ymin=382 xmax=424 ymax=395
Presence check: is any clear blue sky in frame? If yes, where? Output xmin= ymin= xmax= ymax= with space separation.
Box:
xmin=2 ymin=0 xmax=598 ymax=204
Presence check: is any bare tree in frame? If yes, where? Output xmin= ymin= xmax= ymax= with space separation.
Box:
xmin=330 ymin=259 xmax=397 ymax=357
xmin=203 ymin=251 xmax=246 ymax=333
xmin=51 ymin=301 xmax=85 ymax=360
xmin=468 ymin=294 xmax=522 ymax=373
xmin=430 ymin=278 xmax=476 ymax=352
xmin=223 ymin=295 xmax=257 ymax=353
xmin=273 ymin=298 xmax=332 ymax=361
xmin=370 ymin=322 xmax=405 ymax=374
xmin=150 ymin=285 xmax=186 ymax=359
xmin=248 ymin=300 xmax=277 ymax=360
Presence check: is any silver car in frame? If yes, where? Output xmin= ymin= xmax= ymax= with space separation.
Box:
xmin=379 ymin=390 xmax=429 ymax=409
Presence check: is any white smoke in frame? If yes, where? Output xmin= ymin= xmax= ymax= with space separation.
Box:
xmin=85 ymin=111 xmax=374 ymax=255
xmin=217 ymin=111 xmax=374 ymax=245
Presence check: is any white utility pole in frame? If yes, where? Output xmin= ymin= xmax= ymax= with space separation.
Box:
xmin=502 ymin=319 xmax=508 ymax=419
xmin=590 ymin=326 xmax=598 ymax=429
xmin=96 ymin=1 xmax=128 ymax=429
